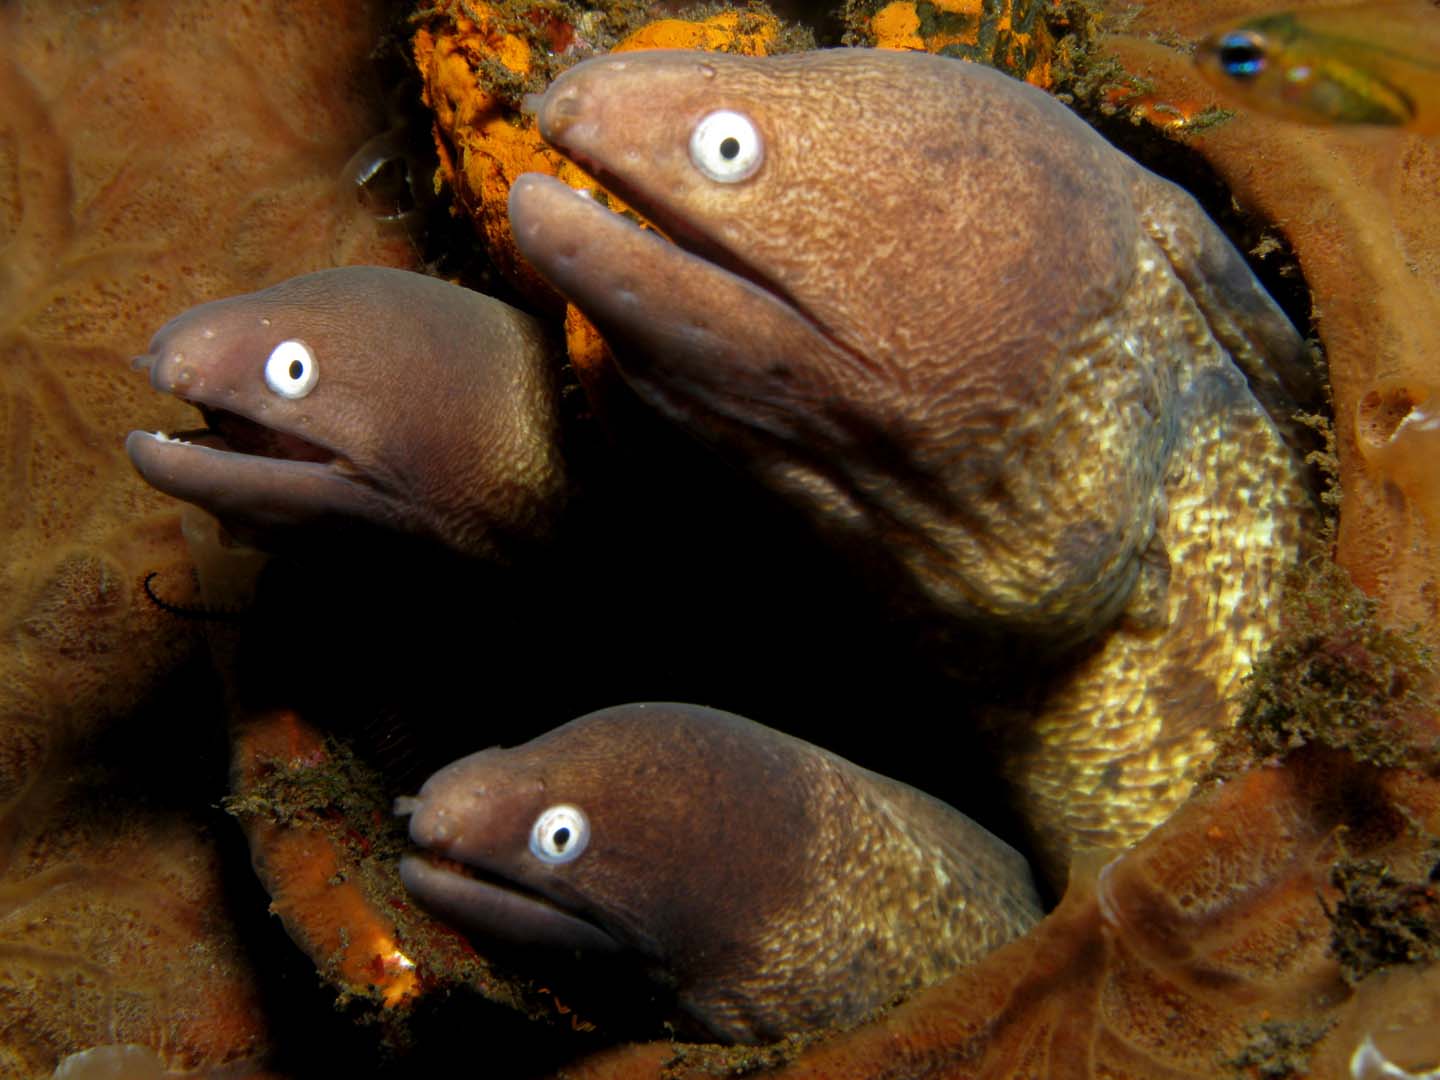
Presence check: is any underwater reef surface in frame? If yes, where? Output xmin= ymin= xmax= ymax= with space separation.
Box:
xmin=2 ymin=0 xmax=1438 ymax=1077
xmin=0 ymin=0 xmax=415 ymax=1075
xmin=1109 ymin=0 xmax=1440 ymax=657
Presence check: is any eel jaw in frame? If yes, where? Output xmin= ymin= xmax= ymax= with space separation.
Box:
xmin=125 ymin=429 xmax=396 ymax=535
xmin=508 ymin=174 xmax=841 ymax=437
xmin=126 ymin=357 xmax=401 ymax=538
xmin=398 ymin=853 xmax=623 ymax=956
xmin=509 ymin=173 xmax=900 ymax=537
xmin=551 ymin=150 xmax=810 ymax=328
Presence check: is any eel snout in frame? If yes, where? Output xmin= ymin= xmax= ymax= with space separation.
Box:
xmin=397 ymin=759 xmax=623 ymax=955
xmin=126 ymin=266 xmax=568 ymax=558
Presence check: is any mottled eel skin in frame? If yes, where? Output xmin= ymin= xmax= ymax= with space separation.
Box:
xmin=126 ymin=266 xmax=565 ymax=559
xmin=509 ymin=49 xmax=1322 ymax=880
xmin=399 ymin=702 xmax=1042 ymax=1043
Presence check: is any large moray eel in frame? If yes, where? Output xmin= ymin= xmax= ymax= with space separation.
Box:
xmin=125 ymin=266 xmax=565 ymax=559
xmin=509 ymin=48 xmax=1323 ymax=879
xmin=398 ymin=702 xmax=1042 ymax=1043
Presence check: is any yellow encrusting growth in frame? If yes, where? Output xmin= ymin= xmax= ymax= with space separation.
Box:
xmin=414 ymin=3 xmax=790 ymax=402
xmin=862 ymin=0 xmax=1061 ymax=87
xmin=613 ymin=10 xmax=783 ymax=55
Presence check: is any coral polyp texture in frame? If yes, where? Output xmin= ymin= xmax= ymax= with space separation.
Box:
xmin=0 ymin=0 xmax=415 ymax=1073
xmin=851 ymin=0 xmax=1084 ymax=84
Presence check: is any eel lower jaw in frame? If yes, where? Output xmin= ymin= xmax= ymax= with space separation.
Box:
xmin=124 ymin=427 xmax=399 ymax=537
xmin=398 ymin=852 xmax=624 ymax=956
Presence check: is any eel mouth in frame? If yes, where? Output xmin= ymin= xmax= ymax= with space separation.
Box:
xmin=555 ymin=149 xmax=806 ymax=325
xmin=194 ymin=403 xmax=338 ymax=465
xmin=398 ymin=850 xmax=623 ymax=956
xmin=125 ymin=350 xmax=392 ymax=535
xmin=128 ymin=345 xmax=346 ymax=471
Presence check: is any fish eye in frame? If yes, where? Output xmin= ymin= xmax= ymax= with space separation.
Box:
xmin=1216 ymin=31 xmax=1268 ymax=80
xmin=530 ymin=804 xmax=589 ymax=864
xmin=689 ymin=110 xmax=763 ymax=183
xmin=264 ymin=339 xmax=318 ymax=399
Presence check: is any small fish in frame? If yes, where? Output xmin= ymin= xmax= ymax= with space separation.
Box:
xmin=1195 ymin=2 xmax=1440 ymax=132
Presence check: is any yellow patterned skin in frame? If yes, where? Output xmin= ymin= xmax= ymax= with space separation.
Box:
xmin=981 ymin=229 xmax=1315 ymax=873
xmin=862 ymin=0 xmax=1062 ymax=86
xmin=509 ymin=49 xmax=1321 ymax=882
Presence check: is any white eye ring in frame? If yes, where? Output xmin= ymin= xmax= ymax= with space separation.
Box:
xmin=529 ymin=804 xmax=589 ymax=864
xmin=689 ymin=110 xmax=763 ymax=183
xmin=264 ymin=339 xmax=318 ymax=399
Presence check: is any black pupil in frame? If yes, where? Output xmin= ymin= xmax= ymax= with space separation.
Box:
xmin=719 ymin=136 xmax=740 ymax=160
xmin=288 ymin=359 xmax=304 ymax=380
xmin=1218 ymin=36 xmax=1265 ymax=79
xmin=553 ymin=826 xmax=571 ymax=850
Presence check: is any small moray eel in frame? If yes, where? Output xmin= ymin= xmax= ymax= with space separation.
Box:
xmin=399 ymin=702 xmax=1042 ymax=1043
xmin=126 ymin=267 xmax=565 ymax=559
xmin=509 ymin=49 xmax=1323 ymax=880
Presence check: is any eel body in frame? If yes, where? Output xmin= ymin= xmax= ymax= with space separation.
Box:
xmin=509 ymin=48 xmax=1323 ymax=879
xmin=126 ymin=266 xmax=565 ymax=559
xmin=399 ymin=702 xmax=1043 ymax=1043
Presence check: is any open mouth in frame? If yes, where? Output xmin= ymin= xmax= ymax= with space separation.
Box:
xmin=187 ymin=404 xmax=338 ymax=466
xmin=126 ymin=350 xmax=388 ymax=536
xmin=129 ymin=343 xmax=345 ymax=470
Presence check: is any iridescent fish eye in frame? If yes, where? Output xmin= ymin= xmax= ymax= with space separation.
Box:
xmin=1217 ymin=31 xmax=1268 ymax=80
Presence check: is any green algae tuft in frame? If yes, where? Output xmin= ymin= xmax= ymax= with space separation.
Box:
xmin=1326 ymin=854 xmax=1440 ymax=985
xmin=1221 ymin=1018 xmax=1333 ymax=1079
xmin=1207 ymin=559 xmax=1438 ymax=781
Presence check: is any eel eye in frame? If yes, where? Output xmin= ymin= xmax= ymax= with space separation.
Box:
xmin=689 ymin=110 xmax=763 ymax=183
xmin=530 ymin=804 xmax=589 ymax=864
xmin=1216 ymin=31 xmax=1268 ymax=80
xmin=264 ymin=339 xmax=319 ymax=399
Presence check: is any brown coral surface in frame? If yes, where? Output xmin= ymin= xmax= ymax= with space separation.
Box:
xmin=0 ymin=0 xmax=415 ymax=1073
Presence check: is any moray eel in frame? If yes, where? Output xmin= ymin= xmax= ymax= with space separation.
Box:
xmin=509 ymin=49 xmax=1323 ymax=880
xmin=398 ymin=702 xmax=1042 ymax=1043
xmin=126 ymin=266 xmax=565 ymax=559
